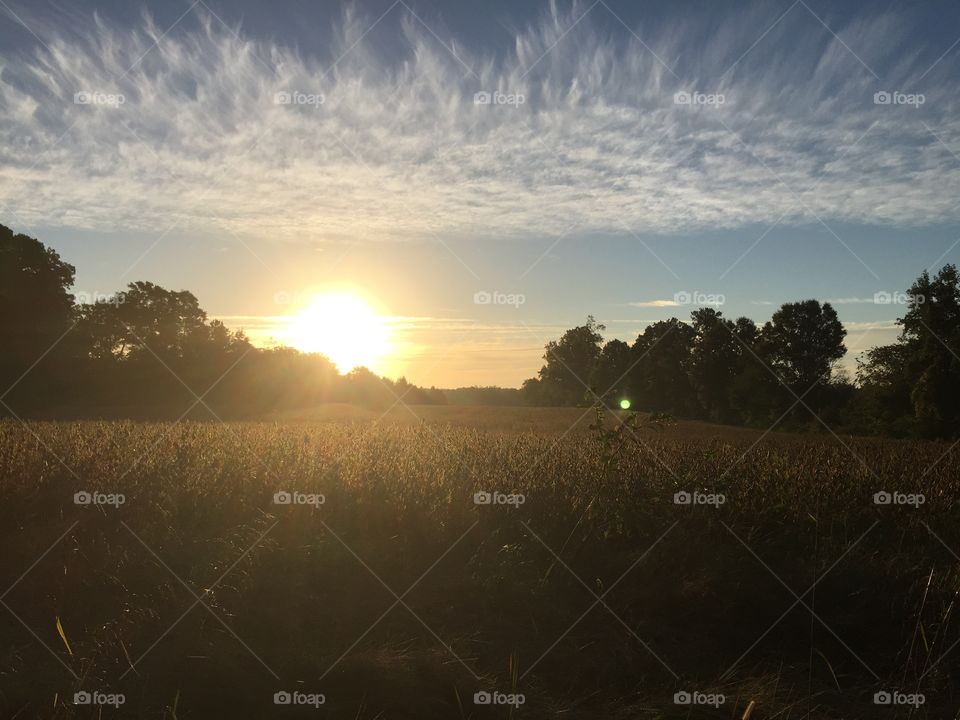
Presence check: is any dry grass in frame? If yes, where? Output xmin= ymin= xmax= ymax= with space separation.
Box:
xmin=0 ymin=408 xmax=957 ymax=718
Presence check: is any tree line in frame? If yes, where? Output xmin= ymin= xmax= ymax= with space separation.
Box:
xmin=0 ymin=224 xmax=445 ymax=418
xmin=4 ymin=223 xmax=959 ymax=436
xmin=523 ymin=266 xmax=960 ymax=438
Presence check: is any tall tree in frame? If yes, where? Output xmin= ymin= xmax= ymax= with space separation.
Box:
xmin=763 ymin=300 xmax=846 ymax=402
xmin=591 ymin=338 xmax=632 ymax=402
xmin=0 ymin=225 xmax=76 ymax=410
xmin=629 ymin=318 xmax=695 ymax=415
xmin=536 ymin=316 xmax=606 ymax=405
xmin=75 ymin=282 xmax=251 ymax=407
xmin=860 ymin=265 xmax=960 ymax=436
xmin=689 ymin=308 xmax=740 ymax=422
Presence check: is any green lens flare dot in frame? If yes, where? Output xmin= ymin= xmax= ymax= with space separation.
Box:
xmin=619 ymin=399 xmax=631 ymax=410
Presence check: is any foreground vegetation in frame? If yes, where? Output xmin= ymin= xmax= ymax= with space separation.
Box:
xmin=1 ymin=408 xmax=958 ymax=718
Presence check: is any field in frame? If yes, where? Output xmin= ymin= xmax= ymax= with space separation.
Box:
xmin=1 ymin=406 xmax=959 ymax=719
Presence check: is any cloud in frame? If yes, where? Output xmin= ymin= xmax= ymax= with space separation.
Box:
xmin=1 ymin=3 xmax=958 ymax=243
xmin=822 ymin=297 xmax=879 ymax=304
xmin=630 ymin=299 xmax=679 ymax=307
xmin=844 ymin=320 xmax=901 ymax=331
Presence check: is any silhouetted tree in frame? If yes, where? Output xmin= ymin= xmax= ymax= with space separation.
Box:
xmin=74 ymin=282 xmax=252 ymax=408
xmin=859 ymin=265 xmax=960 ymax=436
xmin=536 ymin=316 xmax=605 ymax=405
xmin=521 ymin=377 xmax=545 ymax=406
xmin=762 ymin=300 xmax=846 ymax=413
xmin=629 ymin=318 xmax=695 ymax=415
xmin=857 ymin=343 xmax=913 ymax=435
xmin=727 ymin=317 xmax=786 ymax=425
xmin=689 ymin=308 xmax=739 ymax=422
xmin=0 ymin=225 xmax=76 ymax=412
xmin=591 ymin=339 xmax=632 ymax=402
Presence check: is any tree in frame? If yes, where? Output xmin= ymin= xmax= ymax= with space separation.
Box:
xmin=899 ymin=266 xmax=960 ymax=436
xmin=726 ymin=316 xmax=786 ymax=425
xmin=689 ymin=308 xmax=740 ymax=422
xmin=0 ymin=225 xmax=76 ymax=411
xmin=536 ymin=316 xmax=606 ymax=405
xmin=521 ymin=377 xmax=545 ymax=406
xmin=763 ymin=300 xmax=846 ymax=402
xmin=591 ymin=339 xmax=632 ymax=403
xmin=859 ymin=265 xmax=960 ymax=436
xmin=856 ymin=343 xmax=913 ymax=434
xmin=629 ymin=318 xmax=695 ymax=415
xmin=74 ymin=282 xmax=252 ymax=408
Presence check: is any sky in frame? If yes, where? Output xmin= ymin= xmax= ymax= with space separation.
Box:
xmin=2 ymin=0 xmax=959 ymax=387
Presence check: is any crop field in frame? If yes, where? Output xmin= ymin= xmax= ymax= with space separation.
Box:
xmin=1 ymin=407 xmax=959 ymax=719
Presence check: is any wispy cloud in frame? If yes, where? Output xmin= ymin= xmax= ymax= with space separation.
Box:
xmin=844 ymin=320 xmax=900 ymax=331
xmin=1 ymin=3 xmax=958 ymax=244
xmin=823 ymin=297 xmax=880 ymax=304
xmin=630 ymin=299 xmax=679 ymax=308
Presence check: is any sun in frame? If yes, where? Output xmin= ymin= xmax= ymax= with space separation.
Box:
xmin=285 ymin=292 xmax=391 ymax=373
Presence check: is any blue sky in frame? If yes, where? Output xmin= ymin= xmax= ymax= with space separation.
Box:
xmin=2 ymin=0 xmax=959 ymax=386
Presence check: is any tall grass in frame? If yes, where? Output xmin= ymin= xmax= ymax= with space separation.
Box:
xmin=0 ymin=412 xmax=957 ymax=718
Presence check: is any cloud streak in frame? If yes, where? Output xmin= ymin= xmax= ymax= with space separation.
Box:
xmin=1 ymin=2 xmax=959 ymax=244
